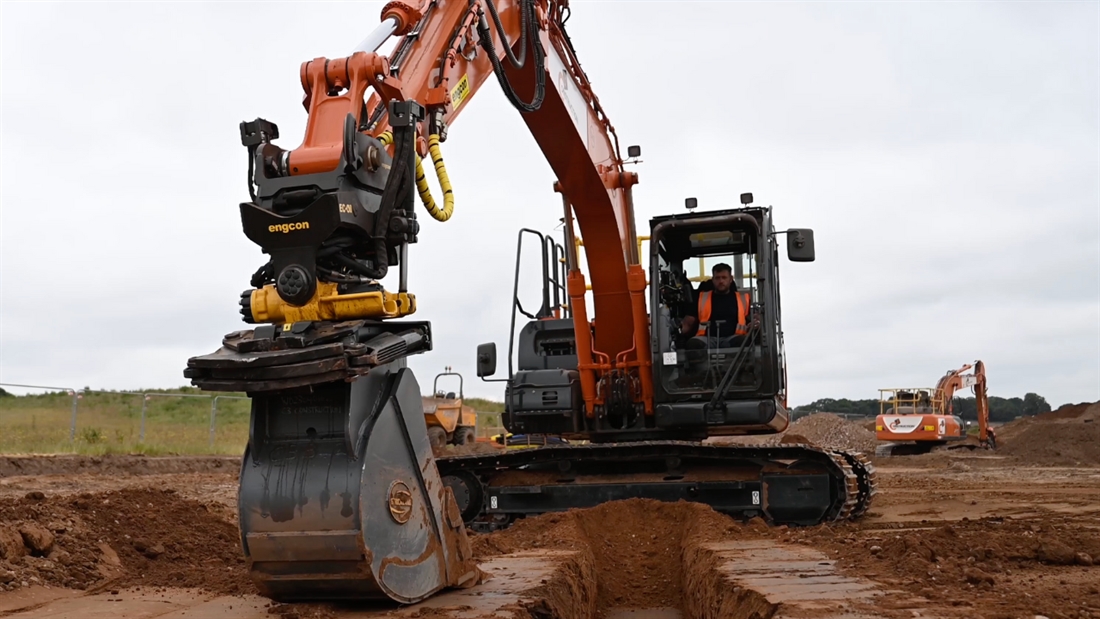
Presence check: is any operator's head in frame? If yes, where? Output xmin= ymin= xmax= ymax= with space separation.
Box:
xmin=712 ymin=263 xmax=734 ymax=293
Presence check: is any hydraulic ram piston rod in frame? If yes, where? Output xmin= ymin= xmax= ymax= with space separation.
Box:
xmin=353 ymin=16 xmax=399 ymax=54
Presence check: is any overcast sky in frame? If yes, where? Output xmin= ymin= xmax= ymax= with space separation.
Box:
xmin=2 ymin=1 xmax=1097 ymax=408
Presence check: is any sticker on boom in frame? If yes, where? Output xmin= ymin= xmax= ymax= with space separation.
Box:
xmin=268 ymin=222 xmax=310 ymax=233
xmin=450 ymin=74 xmax=471 ymax=110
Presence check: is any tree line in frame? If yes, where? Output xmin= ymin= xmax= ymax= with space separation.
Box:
xmin=792 ymin=393 xmax=1052 ymax=422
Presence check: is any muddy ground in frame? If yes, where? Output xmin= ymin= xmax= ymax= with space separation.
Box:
xmin=1 ymin=403 xmax=1098 ymax=619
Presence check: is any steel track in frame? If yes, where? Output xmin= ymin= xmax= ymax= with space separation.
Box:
xmin=436 ymin=440 xmax=879 ymax=529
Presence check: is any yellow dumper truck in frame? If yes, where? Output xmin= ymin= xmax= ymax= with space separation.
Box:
xmin=422 ymin=368 xmax=477 ymax=449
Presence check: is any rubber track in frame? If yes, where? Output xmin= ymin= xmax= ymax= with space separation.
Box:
xmin=436 ymin=440 xmax=876 ymax=525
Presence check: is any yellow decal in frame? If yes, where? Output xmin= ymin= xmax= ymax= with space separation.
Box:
xmin=339 ymin=203 xmax=355 ymax=214
xmin=450 ymin=74 xmax=471 ymax=110
xmin=283 ymin=323 xmax=292 ymax=331
xmin=268 ymin=222 xmax=310 ymax=233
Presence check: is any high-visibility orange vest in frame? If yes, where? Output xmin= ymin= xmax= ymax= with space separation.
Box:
xmin=696 ymin=290 xmax=749 ymax=337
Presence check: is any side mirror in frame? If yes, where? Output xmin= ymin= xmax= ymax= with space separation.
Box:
xmin=786 ymin=228 xmax=815 ymax=262
xmin=476 ymin=343 xmax=497 ymax=377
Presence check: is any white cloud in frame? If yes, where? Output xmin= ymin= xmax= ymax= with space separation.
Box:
xmin=2 ymin=1 xmax=1096 ymax=407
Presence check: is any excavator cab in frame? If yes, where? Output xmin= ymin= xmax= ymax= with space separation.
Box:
xmin=647 ymin=197 xmax=814 ymax=438
xmin=478 ymin=196 xmax=815 ymax=444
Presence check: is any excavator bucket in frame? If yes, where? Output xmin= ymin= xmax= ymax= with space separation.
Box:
xmin=186 ymin=317 xmax=482 ymax=603
xmin=188 ymin=325 xmax=482 ymax=604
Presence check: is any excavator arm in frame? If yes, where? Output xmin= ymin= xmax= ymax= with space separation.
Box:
xmin=182 ymin=0 xmax=659 ymax=605
xmin=222 ymin=0 xmax=651 ymax=415
xmin=935 ymin=361 xmax=991 ymax=446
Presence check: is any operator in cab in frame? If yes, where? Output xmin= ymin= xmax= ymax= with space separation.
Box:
xmin=680 ymin=263 xmax=751 ymax=347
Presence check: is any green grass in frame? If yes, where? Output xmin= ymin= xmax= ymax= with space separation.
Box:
xmin=0 ymin=388 xmax=251 ymax=455
xmin=464 ymin=397 xmax=504 ymax=431
xmin=0 ymin=388 xmax=507 ymax=455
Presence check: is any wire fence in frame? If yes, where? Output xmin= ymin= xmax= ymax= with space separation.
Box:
xmin=0 ymin=382 xmax=508 ymax=456
xmin=0 ymin=382 xmax=252 ymax=455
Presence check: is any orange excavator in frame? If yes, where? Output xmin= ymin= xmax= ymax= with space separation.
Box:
xmin=184 ymin=0 xmax=877 ymax=605
xmin=875 ymin=360 xmax=995 ymax=456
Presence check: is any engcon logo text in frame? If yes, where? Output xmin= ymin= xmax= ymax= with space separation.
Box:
xmin=268 ymin=222 xmax=310 ymax=233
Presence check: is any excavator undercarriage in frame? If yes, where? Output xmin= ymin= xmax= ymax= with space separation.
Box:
xmin=437 ymin=442 xmax=877 ymax=532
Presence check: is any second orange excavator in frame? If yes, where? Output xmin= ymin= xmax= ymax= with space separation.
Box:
xmin=875 ymin=361 xmax=995 ymax=456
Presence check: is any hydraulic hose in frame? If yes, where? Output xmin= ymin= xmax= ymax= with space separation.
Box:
xmin=476 ymin=0 xmax=545 ymax=113
xmin=380 ymin=131 xmax=454 ymax=222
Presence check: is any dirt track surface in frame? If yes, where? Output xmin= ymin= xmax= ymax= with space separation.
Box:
xmin=1 ymin=404 xmax=1099 ymax=619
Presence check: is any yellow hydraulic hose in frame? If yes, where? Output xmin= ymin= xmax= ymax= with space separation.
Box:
xmin=378 ymin=132 xmax=454 ymax=222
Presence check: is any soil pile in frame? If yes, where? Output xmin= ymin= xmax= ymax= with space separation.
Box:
xmin=786 ymin=514 xmax=1100 ymax=619
xmin=473 ymin=498 xmax=763 ymax=617
xmin=434 ymin=441 xmax=505 ymax=457
xmin=0 ymin=487 xmax=252 ymax=595
xmin=996 ymin=402 xmax=1100 ymax=466
xmin=709 ymin=413 xmax=878 ymax=454
xmin=0 ymin=455 xmax=238 ymax=478
xmin=1036 ymin=401 xmax=1097 ymax=421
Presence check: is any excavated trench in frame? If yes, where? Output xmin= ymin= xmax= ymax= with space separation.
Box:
xmin=473 ymin=498 xmax=780 ymax=619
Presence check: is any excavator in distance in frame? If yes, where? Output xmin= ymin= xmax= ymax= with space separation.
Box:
xmin=183 ymin=0 xmax=878 ymax=605
xmin=875 ymin=361 xmax=995 ymax=456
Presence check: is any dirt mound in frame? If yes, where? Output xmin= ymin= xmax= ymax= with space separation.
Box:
xmin=787 ymin=514 xmax=1100 ymax=619
xmin=473 ymin=498 xmax=762 ymax=616
xmin=435 ymin=441 xmax=505 ymax=457
xmin=708 ymin=413 xmax=878 ymax=454
xmin=0 ymin=487 xmax=251 ymax=595
xmin=1036 ymin=401 xmax=1098 ymax=421
xmin=0 ymin=455 xmax=238 ymax=478
xmin=994 ymin=401 xmax=1100 ymax=465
